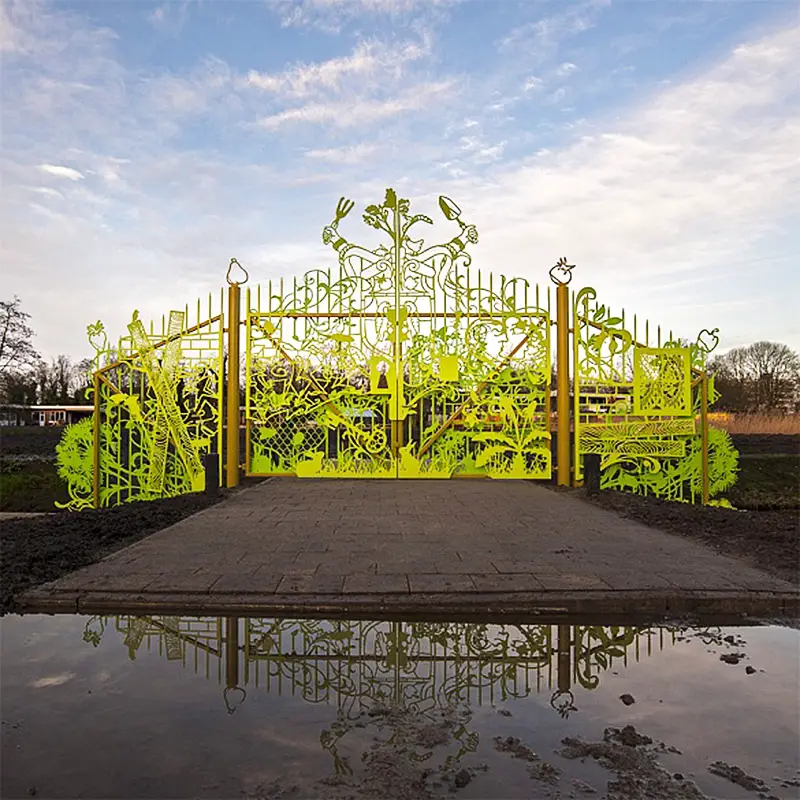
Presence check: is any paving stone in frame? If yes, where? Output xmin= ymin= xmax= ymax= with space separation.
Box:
xmin=591 ymin=572 xmax=675 ymax=590
xmin=145 ymin=572 xmax=223 ymax=593
xmin=343 ymin=574 xmax=409 ymax=593
xmin=76 ymin=574 xmax=160 ymax=593
xmin=277 ymin=574 xmax=346 ymax=594
xmin=470 ymin=574 xmax=546 ymax=592
xmin=377 ymin=561 xmax=439 ymax=574
xmin=408 ymin=574 xmax=477 ymax=593
xmin=210 ymin=573 xmax=282 ymax=594
xmin=534 ymin=573 xmax=613 ymax=590
xmin=491 ymin=560 xmax=561 ymax=574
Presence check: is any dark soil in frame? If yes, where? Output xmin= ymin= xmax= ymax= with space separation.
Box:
xmin=725 ymin=454 xmax=799 ymax=510
xmin=730 ymin=434 xmax=799 ymax=456
xmin=0 ymin=459 xmax=68 ymax=512
xmin=0 ymin=490 xmax=239 ymax=616
xmin=582 ymin=489 xmax=799 ymax=585
xmin=0 ymin=426 xmax=64 ymax=457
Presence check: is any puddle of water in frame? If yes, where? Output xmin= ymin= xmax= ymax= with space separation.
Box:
xmin=1 ymin=615 xmax=798 ymax=799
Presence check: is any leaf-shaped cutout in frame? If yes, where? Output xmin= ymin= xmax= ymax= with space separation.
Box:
xmin=292 ymin=432 xmax=305 ymax=446
xmin=260 ymin=427 xmax=277 ymax=440
xmin=475 ymin=445 xmax=511 ymax=468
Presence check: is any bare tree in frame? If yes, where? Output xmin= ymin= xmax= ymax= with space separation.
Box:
xmin=744 ymin=341 xmax=800 ymax=411
xmin=0 ymin=297 xmax=41 ymax=375
xmin=32 ymin=355 xmax=82 ymax=404
xmin=0 ymin=370 xmax=38 ymax=404
xmin=710 ymin=341 xmax=799 ymax=412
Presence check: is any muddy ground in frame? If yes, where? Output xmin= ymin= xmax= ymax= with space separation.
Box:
xmin=0 ymin=490 xmax=235 ymax=615
xmin=580 ymin=489 xmax=799 ymax=586
xmin=246 ymin=706 xmax=787 ymax=800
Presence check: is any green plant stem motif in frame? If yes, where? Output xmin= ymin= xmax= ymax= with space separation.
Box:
xmin=128 ymin=311 xmax=205 ymax=493
xmin=248 ymin=189 xmax=551 ymax=479
xmin=600 ymin=427 xmax=739 ymax=502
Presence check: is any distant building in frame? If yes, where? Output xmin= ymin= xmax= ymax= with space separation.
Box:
xmin=0 ymin=404 xmax=93 ymax=427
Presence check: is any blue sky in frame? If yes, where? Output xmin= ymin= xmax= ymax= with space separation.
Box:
xmin=2 ymin=0 xmax=799 ymax=362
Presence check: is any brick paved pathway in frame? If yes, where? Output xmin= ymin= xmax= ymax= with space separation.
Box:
xmin=20 ymin=479 xmax=799 ymax=618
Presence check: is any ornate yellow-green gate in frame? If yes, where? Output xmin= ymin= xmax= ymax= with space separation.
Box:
xmin=244 ymin=189 xmax=552 ymax=479
xmin=55 ymin=185 xmax=738 ymax=508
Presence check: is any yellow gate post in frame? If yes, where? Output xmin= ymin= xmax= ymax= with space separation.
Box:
xmin=93 ymin=372 xmax=100 ymax=509
xmin=551 ymin=258 xmax=574 ymax=487
xmin=701 ymin=372 xmax=709 ymax=505
xmin=226 ymin=259 xmax=248 ymax=488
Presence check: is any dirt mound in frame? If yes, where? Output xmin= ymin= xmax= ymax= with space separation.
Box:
xmin=0 ymin=490 xmax=233 ymax=614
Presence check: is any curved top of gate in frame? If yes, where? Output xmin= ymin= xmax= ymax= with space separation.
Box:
xmin=261 ymin=188 xmax=550 ymax=318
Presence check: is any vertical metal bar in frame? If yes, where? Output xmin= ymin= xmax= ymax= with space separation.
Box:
xmin=93 ymin=372 xmax=100 ymax=509
xmin=226 ymin=283 xmax=241 ymax=488
xmin=557 ymin=625 xmax=571 ymax=693
xmin=245 ymin=288 xmax=252 ymax=477
xmin=225 ymin=617 xmax=239 ymax=689
xmin=572 ymin=288 xmax=581 ymax=485
xmin=556 ymin=283 xmax=570 ymax=486
xmin=701 ymin=372 xmax=709 ymax=505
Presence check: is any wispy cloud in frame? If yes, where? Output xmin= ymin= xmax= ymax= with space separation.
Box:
xmin=37 ymin=164 xmax=84 ymax=181
xmin=497 ymin=0 xmax=610 ymax=59
xmin=146 ymin=1 xmax=194 ymax=36
xmin=256 ymin=79 xmax=457 ymax=130
xmin=306 ymin=142 xmax=380 ymax=164
xmin=245 ymin=36 xmax=430 ymax=97
xmin=271 ymin=0 xmax=454 ymax=33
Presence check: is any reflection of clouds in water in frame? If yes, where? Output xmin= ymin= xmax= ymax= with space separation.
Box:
xmin=30 ymin=672 xmax=75 ymax=688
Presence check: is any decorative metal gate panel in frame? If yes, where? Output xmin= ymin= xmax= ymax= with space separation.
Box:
xmin=56 ymin=296 xmax=225 ymax=509
xmin=245 ymin=189 xmax=552 ymax=479
xmin=56 ymin=184 xmax=738 ymax=506
xmin=572 ymin=286 xmax=737 ymax=503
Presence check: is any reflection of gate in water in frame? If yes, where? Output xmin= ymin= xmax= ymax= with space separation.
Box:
xmin=99 ymin=615 xmax=677 ymax=712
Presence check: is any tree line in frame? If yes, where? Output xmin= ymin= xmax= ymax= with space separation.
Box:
xmin=708 ymin=341 xmax=800 ymax=413
xmin=0 ymin=297 xmax=93 ymax=405
xmin=2 ymin=296 xmax=799 ymax=413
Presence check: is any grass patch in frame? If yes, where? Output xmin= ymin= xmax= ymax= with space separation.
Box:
xmin=0 ymin=459 xmax=69 ymax=512
xmin=724 ymin=455 xmax=799 ymax=511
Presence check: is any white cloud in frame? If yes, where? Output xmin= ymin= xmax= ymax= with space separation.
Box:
xmin=431 ymin=24 xmax=800 ymax=344
xmin=256 ymin=79 xmax=457 ymax=130
xmin=555 ymin=61 xmax=578 ymax=77
xmin=28 ymin=186 xmax=64 ymax=198
xmin=272 ymin=0 xmax=454 ymax=33
xmin=245 ymin=35 xmax=430 ymax=98
xmin=146 ymin=1 xmax=193 ymax=36
xmin=523 ymin=76 xmax=544 ymax=92
xmin=306 ymin=142 xmax=379 ymax=164
xmin=497 ymin=0 xmax=610 ymax=59
xmin=37 ymin=164 xmax=84 ymax=181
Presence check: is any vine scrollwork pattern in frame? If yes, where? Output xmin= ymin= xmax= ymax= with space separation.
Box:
xmin=573 ymin=287 xmax=738 ymax=503
xmin=246 ymin=188 xmax=552 ymax=479
xmin=55 ymin=298 xmax=225 ymax=509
